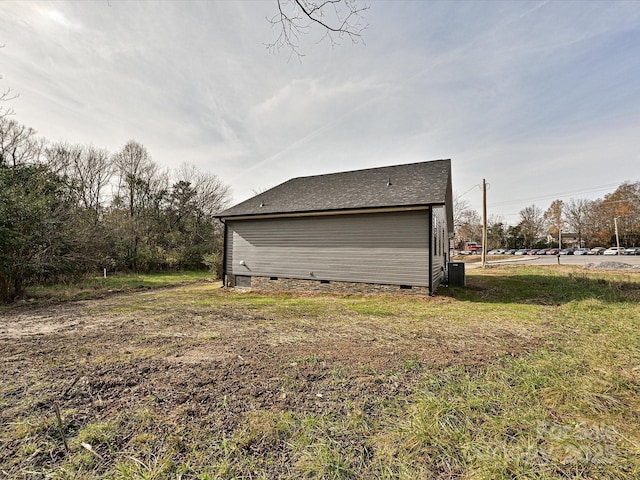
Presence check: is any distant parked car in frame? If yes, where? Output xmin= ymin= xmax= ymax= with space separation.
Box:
xmin=527 ymin=249 xmax=539 ymax=255
xmin=622 ymin=248 xmax=639 ymax=255
xmin=488 ymin=249 xmax=506 ymax=255
xmin=573 ymin=248 xmax=589 ymax=255
xmin=546 ymin=248 xmax=560 ymax=255
xmin=503 ymin=249 xmax=517 ymax=255
xmin=603 ymin=247 xmax=621 ymax=255
xmin=515 ymin=249 xmax=529 ymax=255
xmin=536 ymin=249 xmax=550 ymax=255
xmin=588 ymin=247 xmax=606 ymax=255
xmin=558 ymin=248 xmax=574 ymax=255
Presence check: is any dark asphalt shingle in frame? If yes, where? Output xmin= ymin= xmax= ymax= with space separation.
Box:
xmin=218 ymin=159 xmax=452 ymax=224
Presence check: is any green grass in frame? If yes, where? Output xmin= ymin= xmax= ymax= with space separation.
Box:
xmin=2 ymin=265 xmax=640 ymax=478
xmin=21 ymin=270 xmax=214 ymax=303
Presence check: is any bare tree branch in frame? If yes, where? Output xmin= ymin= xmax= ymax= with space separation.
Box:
xmin=0 ymin=88 xmax=17 ymax=119
xmin=0 ymin=45 xmax=18 ymax=119
xmin=266 ymin=0 xmax=368 ymax=60
xmin=0 ymin=118 xmax=43 ymax=167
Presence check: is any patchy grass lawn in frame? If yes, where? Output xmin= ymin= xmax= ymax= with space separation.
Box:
xmin=19 ymin=271 xmax=213 ymax=305
xmin=1 ymin=265 xmax=639 ymax=479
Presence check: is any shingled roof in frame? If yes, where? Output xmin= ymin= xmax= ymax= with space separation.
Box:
xmin=218 ymin=159 xmax=453 ymax=229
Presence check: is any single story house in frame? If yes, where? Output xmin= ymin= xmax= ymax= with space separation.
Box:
xmin=216 ymin=159 xmax=454 ymax=295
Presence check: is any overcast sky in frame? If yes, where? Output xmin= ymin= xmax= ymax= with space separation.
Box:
xmin=2 ymin=0 xmax=639 ymax=223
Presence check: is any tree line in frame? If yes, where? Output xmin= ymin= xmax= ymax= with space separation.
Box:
xmin=455 ymin=184 xmax=640 ymax=251
xmin=0 ymin=117 xmax=231 ymax=303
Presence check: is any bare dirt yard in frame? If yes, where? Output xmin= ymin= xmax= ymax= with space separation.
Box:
xmin=2 ymin=268 xmax=639 ymax=479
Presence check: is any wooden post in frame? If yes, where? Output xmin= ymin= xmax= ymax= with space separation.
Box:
xmin=481 ymin=179 xmax=487 ymax=268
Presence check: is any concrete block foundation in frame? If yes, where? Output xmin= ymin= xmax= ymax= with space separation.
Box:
xmin=227 ymin=275 xmax=431 ymax=296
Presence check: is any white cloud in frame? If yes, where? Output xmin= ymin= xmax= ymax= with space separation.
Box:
xmin=1 ymin=0 xmax=639 ymax=216
xmin=47 ymin=10 xmax=71 ymax=27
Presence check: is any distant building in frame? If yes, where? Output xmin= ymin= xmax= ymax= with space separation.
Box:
xmin=561 ymin=232 xmax=581 ymax=248
xmin=547 ymin=232 xmax=581 ymax=248
xmin=216 ymin=159 xmax=453 ymax=295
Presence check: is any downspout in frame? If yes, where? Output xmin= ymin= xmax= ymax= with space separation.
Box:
xmin=221 ymin=218 xmax=228 ymax=288
xmin=428 ymin=206 xmax=434 ymax=296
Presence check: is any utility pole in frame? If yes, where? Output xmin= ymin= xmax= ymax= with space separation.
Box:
xmin=614 ymin=217 xmax=621 ymax=255
xmin=481 ymin=179 xmax=487 ymax=268
xmin=557 ymin=229 xmax=562 ymax=264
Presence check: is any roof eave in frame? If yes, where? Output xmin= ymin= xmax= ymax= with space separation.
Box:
xmin=216 ymin=203 xmax=444 ymax=221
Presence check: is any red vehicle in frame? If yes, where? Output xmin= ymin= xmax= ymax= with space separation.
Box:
xmin=458 ymin=241 xmax=481 ymax=255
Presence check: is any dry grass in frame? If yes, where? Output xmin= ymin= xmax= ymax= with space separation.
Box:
xmin=1 ymin=265 xmax=640 ymax=478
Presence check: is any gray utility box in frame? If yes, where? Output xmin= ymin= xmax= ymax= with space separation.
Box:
xmin=448 ymin=262 xmax=466 ymax=287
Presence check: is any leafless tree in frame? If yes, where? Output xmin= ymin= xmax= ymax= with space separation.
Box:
xmin=110 ymin=140 xmax=169 ymax=271
xmin=455 ymin=212 xmax=482 ymax=246
xmin=267 ymin=0 xmax=369 ymax=59
xmin=44 ymin=141 xmax=80 ymax=176
xmin=0 ymin=118 xmax=44 ymax=167
xmin=113 ymin=140 xmax=167 ymax=218
xmin=563 ymin=198 xmax=592 ymax=247
xmin=519 ymin=204 xmax=545 ymax=246
xmin=452 ymin=194 xmax=482 ymax=245
xmin=0 ymin=87 xmax=17 ymax=120
xmin=0 ymin=45 xmax=18 ymax=120
xmin=175 ymin=163 xmax=232 ymax=217
xmin=171 ymin=163 xmax=232 ymax=271
xmin=453 ymin=194 xmax=472 ymax=229
xmin=75 ymin=145 xmax=113 ymax=216
xmin=46 ymin=142 xmax=113 ymax=217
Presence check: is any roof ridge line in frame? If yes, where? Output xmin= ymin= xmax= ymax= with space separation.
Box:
xmin=286 ymin=158 xmax=451 ymax=182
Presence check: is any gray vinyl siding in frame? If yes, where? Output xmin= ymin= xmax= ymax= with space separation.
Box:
xmin=431 ymin=206 xmax=448 ymax=289
xmin=226 ymin=210 xmax=429 ymax=287
xmin=225 ymin=223 xmax=233 ymax=274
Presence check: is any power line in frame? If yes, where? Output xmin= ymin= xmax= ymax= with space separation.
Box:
xmin=457 ymin=183 xmax=482 ymax=198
